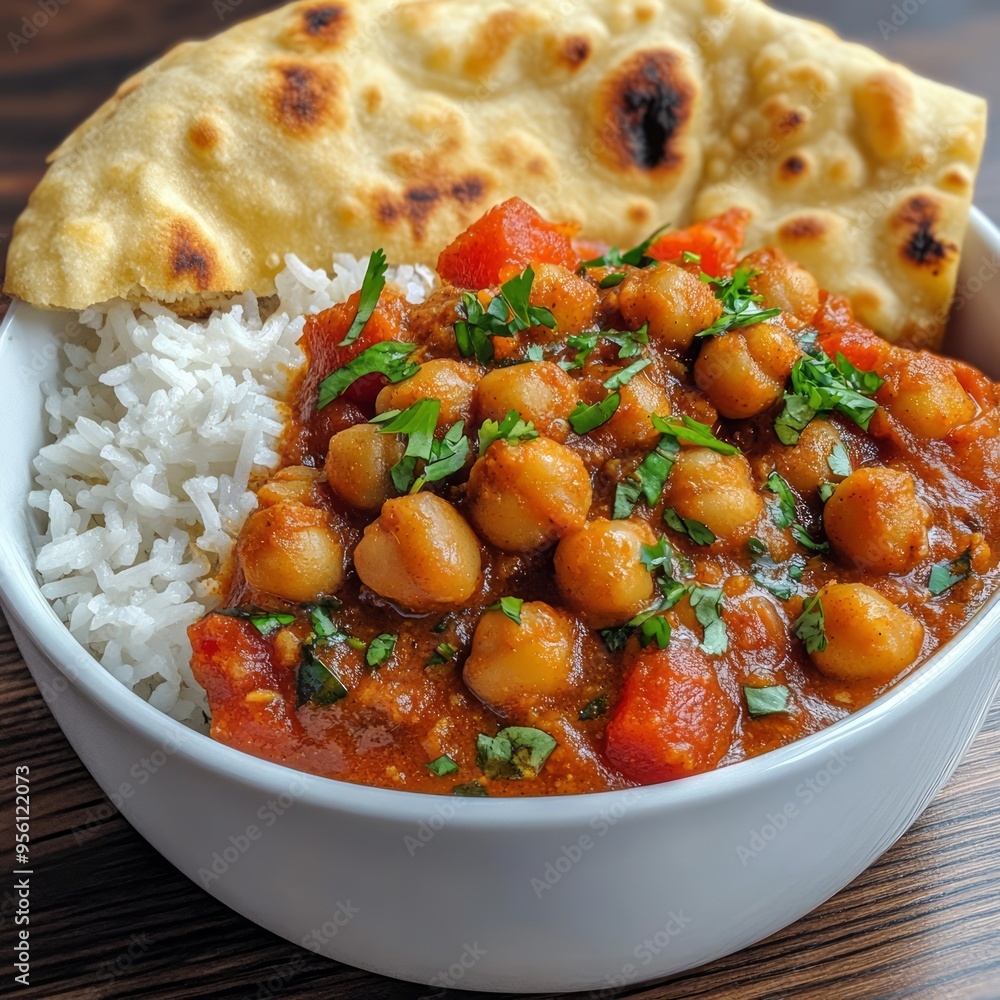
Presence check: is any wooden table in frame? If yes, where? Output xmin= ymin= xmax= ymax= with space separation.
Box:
xmin=2 ymin=2 xmax=999 ymax=997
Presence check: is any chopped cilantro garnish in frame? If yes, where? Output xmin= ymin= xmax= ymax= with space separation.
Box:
xmin=316 ymin=341 xmax=419 ymax=410
xmin=580 ymin=223 xmax=671 ymax=269
xmin=489 ymin=596 xmax=524 ymax=625
xmin=579 ymin=694 xmax=609 ymax=721
xmin=600 ymin=272 xmax=627 ymax=288
xmin=827 ymin=441 xmax=852 ymax=478
xmin=697 ymin=268 xmax=782 ymax=338
xmin=682 ymin=250 xmax=702 ymax=264
xmin=637 ymin=614 xmax=672 ymax=649
xmin=478 ymin=409 xmax=539 ymax=455
xmin=766 ymin=472 xmax=797 ymax=529
xmin=366 ymin=633 xmax=397 ymax=667
xmin=338 ymin=249 xmax=388 ymax=347
xmin=651 ymin=414 xmax=739 ymax=455
xmin=564 ymin=326 xmax=649 ymax=370
xmin=569 ymin=394 xmax=621 ymax=434
xmin=430 ymin=615 xmax=452 ymax=634
xmin=613 ymin=432 xmax=680 ymax=519
xmin=819 ymin=483 xmax=836 ymax=503
xmin=791 ymin=524 xmax=830 ymax=553
xmin=453 ymin=781 xmax=489 ymax=797
xmin=216 ymin=606 xmax=295 ymax=637
xmin=775 ymin=348 xmax=884 ymax=445
xmin=297 ymin=650 xmax=348 ymax=708
xmin=427 ymin=755 xmax=459 ymax=777
xmin=663 ymin=508 xmax=716 ymax=546
xmin=744 ymin=684 xmax=791 ymax=717
xmin=794 ymin=595 xmax=827 ymax=653
xmin=427 ymin=642 xmax=458 ymax=667
xmin=372 ymin=400 xmax=468 ymax=492
xmin=476 ymin=726 xmax=557 ymax=780
xmin=603 ymin=358 xmax=651 ymax=391
xmin=454 ymin=266 xmax=556 ymax=364
xmin=750 ymin=550 xmax=806 ymax=602
xmin=307 ymin=604 xmax=349 ymax=643
xmin=525 ymin=343 xmax=546 ymax=362
xmin=929 ymin=550 xmax=972 ymax=596
xmin=748 ymin=537 xmax=767 ymax=556
xmin=689 ymin=585 xmax=727 ymax=655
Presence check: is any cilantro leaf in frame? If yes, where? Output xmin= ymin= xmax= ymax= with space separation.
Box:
xmin=579 ymin=694 xmax=609 ymax=720
xmin=765 ymin=471 xmax=797 ymax=529
xmin=427 ymin=755 xmax=459 ymax=777
xmin=697 ymin=268 xmax=782 ymax=338
xmin=794 ymin=595 xmax=827 ymax=653
xmin=216 ymin=606 xmax=295 ymax=637
xmin=663 ymin=508 xmax=716 ymax=546
xmin=297 ymin=649 xmax=348 ymax=707
xmin=478 ymin=409 xmax=539 ymax=455
xmin=564 ymin=326 xmax=650 ymax=370
xmin=791 ymin=524 xmax=830 ymax=553
xmin=373 ymin=400 xmax=468 ymax=492
xmin=489 ymin=596 xmax=524 ymax=625
xmin=417 ymin=421 xmax=470 ymax=488
xmin=427 ymin=642 xmax=458 ymax=667
xmin=476 ymin=726 xmax=557 ymax=780
xmin=453 ymin=781 xmax=489 ymax=797
xmin=317 ymin=341 xmax=419 ymax=410
xmin=748 ymin=537 xmax=767 ymax=556
xmin=774 ymin=394 xmax=817 ymax=446
xmin=819 ymin=482 xmax=836 ymax=503
xmin=366 ymin=633 xmax=397 ymax=667
xmin=580 ymin=223 xmax=671 ymax=269
xmin=689 ymin=586 xmax=727 ymax=655
xmin=338 ymin=249 xmax=388 ymax=347
xmin=569 ymin=394 xmax=621 ymax=434
xmin=929 ymin=550 xmax=972 ymax=596
xmin=603 ymin=358 xmax=652 ymax=391
xmin=650 ymin=414 xmax=739 ymax=455
xmin=827 ymin=441 xmax=852 ymax=478
xmin=613 ymin=433 xmax=680 ymax=519
xmin=600 ymin=272 xmax=627 ymax=288
xmin=744 ymin=685 xmax=791 ymax=717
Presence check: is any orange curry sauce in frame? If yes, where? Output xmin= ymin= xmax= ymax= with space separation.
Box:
xmin=188 ymin=198 xmax=1000 ymax=796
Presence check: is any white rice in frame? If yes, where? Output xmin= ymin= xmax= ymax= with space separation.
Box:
xmin=30 ymin=254 xmax=437 ymax=725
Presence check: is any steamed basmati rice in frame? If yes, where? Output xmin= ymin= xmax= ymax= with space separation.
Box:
xmin=30 ymin=254 xmax=436 ymax=725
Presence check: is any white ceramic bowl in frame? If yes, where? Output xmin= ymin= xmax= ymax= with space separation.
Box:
xmin=3 ymin=211 xmax=1000 ymax=995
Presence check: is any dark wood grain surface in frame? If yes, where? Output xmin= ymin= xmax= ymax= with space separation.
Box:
xmin=2 ymin=3 xmax=999 ymax=998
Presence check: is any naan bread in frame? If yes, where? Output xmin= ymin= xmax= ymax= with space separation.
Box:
xmin=4 ymin=0 xmax=986 ymax=345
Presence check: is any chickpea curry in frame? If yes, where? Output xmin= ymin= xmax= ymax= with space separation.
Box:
xmin=189 ymin=197 xmax=1000 ymax=796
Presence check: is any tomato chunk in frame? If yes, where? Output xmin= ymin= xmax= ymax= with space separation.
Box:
xmin=647 ymin=208 xmax=752 ymax=278
xmin=437 ymin=197 xmax=579 ymax=289
xmin=605 ymin=645 xmax=736 ymax=784
xmin=813 ymin=292 xmax=891 ymax=373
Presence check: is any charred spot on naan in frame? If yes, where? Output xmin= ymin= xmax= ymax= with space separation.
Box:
xmin=374 ymin=176 xmax=489 ymax=241
xmin=267 ymin=61 xmax=346 ymax=136
xmin=167 ymin=222 xmax=217 ymax=291
xmin=284 ymin=2 xmax=354 ymax=50
xmin=596 ymin=50 xmax=695 ymax=175
xmin=778 ymin=152 xmax=810 ymax=184
xmin=893 ymin=193 xmax=958 ymax=275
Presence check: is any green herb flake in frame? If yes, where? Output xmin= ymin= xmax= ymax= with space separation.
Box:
xmin=827 ymin=441 xmax=852 ymax=478
xmin=453 ymin=781 xmax=489 ymax=797
xmin=650 ymin=414 xmax=739 ymax=455
xmin=819 ymin=482 xmax=836 ymax=503
xmin=603 ymin=358 xmax=652 ymax=391
xmin=791 ymin=524 xmax=830 ymax=553
xmin=682 ymin=250 xmax=702 ymax=264
xmin=427 ymin=642 xmax=458 ymax=667
xmin=569 ymin=393 xmax=621 ymax=435
xmin=478 ymin=409 xmax=539 ymax=455
xmin=697 ymin=268 xmax=781 ymax=338
xmin=579 ymin=694 xmax=609 ymax=721
xmin=427 ymin=755 xmax=460 ymax=777
xmin=663 ymin=508 xmax=716 ymax=546
xmin=765 ymin=471 xmax=797 ymax=529
xmin=638 ymin=615 xmax=672 ymax=649
xmin=373 ymin=400 xmax=469 ymax=492
xmin=366 ymin=633 xmax=397 ymax=668
xmin=430 ymin=615 xmax=453 ymax=634
xmin=744 ymin=684 xmax=791 ymax=717
xmin=929 ymin=550 xmax=972 ymax=596
xmin=581 ymin=223 xmax=671 ymax=270
xmin=748 ymin=537 xmax=767 ymax=556
xmin=317 ymin=341 xmax=419 ymax=410
xmin=794 ymin=595 xmax=827 ymax=654
xmin=297 ymin=650 xmax=349 ymax=708
xmin=600 ymin=272 xmax=627 ymax=288
xmin=338 ymin=249 xmax=389 ymax=347
xmin=688 ymin=586 xmax=727 ymax=655
xmin=476 ymin=726 xmax=558 ymax=780
xmin=612 ymin=432 xmax=679 ymax=519
xmin=489 ymin=596 xmax=524 ymax=625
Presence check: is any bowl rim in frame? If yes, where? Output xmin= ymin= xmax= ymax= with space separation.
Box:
xmin=3 ymin=207 xmax=1000 ymax=829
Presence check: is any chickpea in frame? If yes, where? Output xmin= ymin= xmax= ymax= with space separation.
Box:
xmin=467 ymin=437 xmax=592 ymax=551
xmin=663 ymin=448 xmax=763 ymax=541
xmin=375 ymin=359 xmax=480 ymax=427
xmin=325 ymin=424 xmax=406 ymax=511
xmin=354 ymin=493 xmax=481 ymax=610
xmin=878 ymin=350 xmax=976 ymax=438
xmin=256 ymin=466 xmax=323 ymax=507
xmin=824 ymin=467 xmax=929 ymax=574
xmin=237 ymin=501 xmax=345 ymax=603
xmin=529 ymin=263 xmax=600 ymax=336
xmin=741 ymin=248 xmax=820 ymax=323
xmin=463 ymin=602 xmax=577 ymax=718
xmin=617 ymin=262 xmax=722 ymax=350
xmin=808 ymin=583 xmax=924 ymax=682
xmin=694 ymin=321 xmax=801 ymax=419
xmin=774 ymin=419 xmax=848 ymax=497
xmin=595 ymin=371 xmax=672 ymax=451
xmin=473 ymin=362 xmax=578 ymax=442
xmin=554 ymin=518 xmax=657 ymax=627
